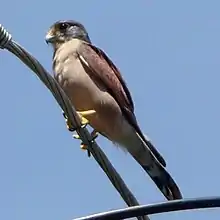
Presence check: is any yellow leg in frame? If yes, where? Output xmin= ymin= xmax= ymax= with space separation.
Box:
xmin=63 ymin=109 xmax=97 ymax=156
xmin=63 ymin=110 xmax=96 ymax=131
xmin=77 ymin=110 xmax=96 ymax=117
xmin=76 ymin=109 xmax=96 ymax=128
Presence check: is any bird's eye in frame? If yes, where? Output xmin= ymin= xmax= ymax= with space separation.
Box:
xmin=59 ymin=23 xmax=69 ymax=30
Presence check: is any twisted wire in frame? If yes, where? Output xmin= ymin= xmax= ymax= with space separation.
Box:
xmin=0 ymin=24 xmax=12 ymax=48
xmin=0 ymin=23 xmax=149 ymax=220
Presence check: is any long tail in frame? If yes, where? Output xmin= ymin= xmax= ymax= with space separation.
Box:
xmin=121 ymin=131 xmax=183 ymax=200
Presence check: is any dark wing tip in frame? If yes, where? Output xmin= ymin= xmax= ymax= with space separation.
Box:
xmin=143 ymin=164 xmax=183 ymax=200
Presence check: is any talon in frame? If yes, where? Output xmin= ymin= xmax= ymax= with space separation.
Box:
xmin=66 ymin=119 xmax=75 ymax=131
xmin=62 ymin=111 xmax=68 ymax=119
xmin=73 ymin=134 xmax=80 ymax=139
xmin=91 ymin=130 xmax=99 ymax=140
xmin=66 ymin=121 xmax=75 ymax=131
xmin=73 ymin=129 xmax=99 ymax=152
xmin=66 ymin=109 xmax=97 ymax=157
xmin=81 ymin=130 xmax=98 ymax=157
xmin=62 ymin=111 xmax=76 ymax=131
xmin=80 ymin=130 xmax=98 ymax=150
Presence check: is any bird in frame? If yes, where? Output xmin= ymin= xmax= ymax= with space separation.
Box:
xmin=45 ymin=20 xmax=183 ymax=201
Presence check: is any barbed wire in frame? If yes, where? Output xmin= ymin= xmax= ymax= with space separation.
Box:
xmin=0 ymin=23 xmax=149 ymax=220
xmin=74 ymin=196 xmax=220 ymax=220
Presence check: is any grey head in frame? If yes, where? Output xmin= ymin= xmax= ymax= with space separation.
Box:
xmin=45 ymin=20 xmax=91 ymax=46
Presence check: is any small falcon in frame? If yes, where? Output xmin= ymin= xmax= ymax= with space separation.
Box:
xmin=45 ymin=20 xmax=182 ymax=200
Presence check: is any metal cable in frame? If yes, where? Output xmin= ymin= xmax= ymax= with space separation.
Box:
xmin=0 ymin=23 xmax=149 ymax=220
xmin=0 ymin=24 xmax=12 ymax=48
xmin=74 ymin=196 xmax=220 ymax=220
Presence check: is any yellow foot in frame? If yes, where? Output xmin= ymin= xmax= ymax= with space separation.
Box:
xmin=62 ymin=109 xmax=96 ymax=131
xmin=63 ymin=112 xmax=75 ymax=131
xmin=77 ymin=110 xmax=96 ymax=125
xmin=73 ymin=129 xmax=99 ymax=150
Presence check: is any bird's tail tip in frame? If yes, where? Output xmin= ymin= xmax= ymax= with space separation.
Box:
xmin=121 ymin=130 xmax=183 ymax=200
xmin=143 ymin=165 xmax=183 ymax=200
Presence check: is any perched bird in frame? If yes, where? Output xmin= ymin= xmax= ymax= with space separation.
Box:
xmin=45 ymin=20 xmax=182 ymax=200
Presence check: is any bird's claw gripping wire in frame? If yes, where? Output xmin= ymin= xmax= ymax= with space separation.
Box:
xmin=63 ymin=110 xmax=96 ymax=131
xmin=63 ymin=110 xmax=97 ymax=157
xmin=73 ymin=129 xmax=99 ymax=157
xmin=63 ymin=112 xmax=78 ymax=132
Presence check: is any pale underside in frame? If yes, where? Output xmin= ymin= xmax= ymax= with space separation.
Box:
xmin=53 ymin=39 xmax=135 ymax=147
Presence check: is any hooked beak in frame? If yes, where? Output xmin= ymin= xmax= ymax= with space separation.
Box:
xmin=45 ymin=32 xmax=56 ymax=44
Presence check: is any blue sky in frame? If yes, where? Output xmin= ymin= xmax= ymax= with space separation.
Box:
xmin=1 ymin=1 xmax=220 ymax=220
